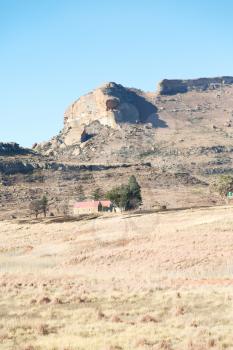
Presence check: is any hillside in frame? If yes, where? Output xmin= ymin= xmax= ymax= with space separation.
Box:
xmin=2 ymin=76 xmax=233 ymax=218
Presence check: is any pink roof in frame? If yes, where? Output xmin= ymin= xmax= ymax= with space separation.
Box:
xmin=74 ymin=200 xmax=112 ymax=209
xmin=99 ymin=200 xmax=112 ymax=207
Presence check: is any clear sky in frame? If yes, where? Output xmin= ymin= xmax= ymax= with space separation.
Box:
xmin=1 ymin=0 xmax=233 ymax=147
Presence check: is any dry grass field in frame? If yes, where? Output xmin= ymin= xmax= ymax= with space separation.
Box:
xmin=1 ymin=206 xmax=233 ymax=350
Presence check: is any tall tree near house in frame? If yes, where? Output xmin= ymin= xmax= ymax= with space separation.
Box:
xmin=118 ymin=185 xmax=130 ymax=210
xmin=75 ymin=184 xmax=86 ymax=201
xmin=127 ymin=175 xmax=142 ymax=209
xmin=106 ymin=186 xmax=120 ymax=208
xmin=106 ymin=184 xmax=129 ymax=210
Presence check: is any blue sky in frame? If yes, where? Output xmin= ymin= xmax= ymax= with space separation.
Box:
xmin=1 ymin=0 xmax=233 ymax=147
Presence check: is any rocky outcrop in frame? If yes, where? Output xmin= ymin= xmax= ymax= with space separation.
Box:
xmin=62 ymin=82 xmax=162 ymax=145
xmin=158 ymin=76 xmax=233 ymax=95
xmin=36 ymin=82 xmax=167 ymax=153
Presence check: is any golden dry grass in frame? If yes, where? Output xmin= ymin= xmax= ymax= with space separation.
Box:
xmin=1 ymin=206 xmax=233 ymax=349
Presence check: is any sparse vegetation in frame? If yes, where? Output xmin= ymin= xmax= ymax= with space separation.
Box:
xmin=210 ymin=175 xmax=233 ymax=197
xmin=29 ymin=199 xmax=43 ymax=218
xmin=29 ymin=195 xmax=49 ymax=218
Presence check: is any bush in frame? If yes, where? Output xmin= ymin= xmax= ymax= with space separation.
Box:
xmin=29 ymin=200 xmax=43 ymax=218
xmin=210 ymin=175 xmax=233 ymax=197
xmin=29 ymin=195 xmax=49 ymax=218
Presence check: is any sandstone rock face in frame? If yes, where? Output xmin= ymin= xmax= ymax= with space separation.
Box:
xmin=158 ymin=76 xmax=233 ymax=95
xmin=63 ymin=83 xmax=118 ymax=145
xmin=60 ymin=82 xmax=161 ymax=146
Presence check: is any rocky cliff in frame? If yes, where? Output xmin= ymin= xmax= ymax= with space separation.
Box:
xmin=158 ymin=76 xmax=233 ymax=95
xmin=63 ymin=82 xmax=167 ymax=143
xmin=36 ymin=82 xmax=167 ymax=153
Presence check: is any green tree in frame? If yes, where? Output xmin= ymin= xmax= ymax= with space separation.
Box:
xmin=106 ymin=184 xmax=129 ymax=210
xmin=211 ymin=175 xmax=233 ymax=198
xmin=106 ymin=176 xmax=142 ymax=211
xmin=118 ymin=185 xmax=131 ymax=209
xmin=127 ymin=175 xmax=142 ymax=209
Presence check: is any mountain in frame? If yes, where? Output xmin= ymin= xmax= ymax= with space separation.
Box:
xmin=2 ymin=76 xmax=233 ymax=218
xmin=36 ymin=76 xmax=233 ymax=168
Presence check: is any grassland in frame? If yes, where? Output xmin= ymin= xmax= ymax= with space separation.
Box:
xmin=1 ymin=206 xmax=233 ymax=349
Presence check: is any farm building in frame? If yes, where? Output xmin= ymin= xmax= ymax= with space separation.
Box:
xmin=73 ymin=200 xmax=116 ymax=215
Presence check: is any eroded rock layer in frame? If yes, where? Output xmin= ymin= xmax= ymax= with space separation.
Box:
xmin=158 ymin=76 xmax=233 ymax=95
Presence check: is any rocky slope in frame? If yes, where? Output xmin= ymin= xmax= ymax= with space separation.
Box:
xmin=0 ymin=142 xmax=32 ymax=156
